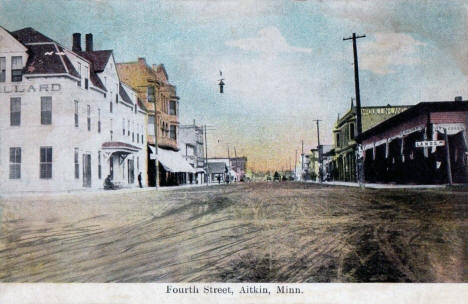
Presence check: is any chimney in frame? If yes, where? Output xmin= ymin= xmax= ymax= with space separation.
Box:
xmin=85 ymin=33 xmax=93 ymax=52
xmin=454 ymin=96 xmax=462 ymax=102
xmin=72 ymin=33 xmax=81 ymax=52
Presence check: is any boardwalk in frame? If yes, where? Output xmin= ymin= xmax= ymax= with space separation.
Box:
xmin=0 ymin=183 xmax=466 ymax=282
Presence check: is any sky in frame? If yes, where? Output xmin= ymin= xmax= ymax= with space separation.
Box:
xmin=1 ymin=0 xmax=468 ymax=171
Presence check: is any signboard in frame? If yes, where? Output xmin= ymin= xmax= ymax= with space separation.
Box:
xmin=415 ymin=140 xmax=445 ymax=148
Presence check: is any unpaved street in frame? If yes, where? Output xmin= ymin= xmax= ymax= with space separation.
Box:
xmin=0 ymin=183 xmax=466 ymax=282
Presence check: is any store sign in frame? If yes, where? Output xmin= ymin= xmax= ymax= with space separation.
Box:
xmin=415 ymin=140 xmax=445 ymax=148
xmin=0 ymin=83 xmax=61 ymax=94
xmin=361 ymin=107 xmax=408 ymax=116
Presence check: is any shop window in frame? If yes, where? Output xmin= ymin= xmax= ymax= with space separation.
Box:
xmin=0 ymin=57 xmax=6 ymax=82
xmin=74 ymin=148 xmax=79 ymax=179
xmin=40 ymin=147 xmax=53 ymax=179
xmin=9 ymin=147 xmax=21 ymax=179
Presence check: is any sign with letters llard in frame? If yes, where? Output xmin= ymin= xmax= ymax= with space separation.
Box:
xmin=415 ymin=140 xmax=445 ymax=148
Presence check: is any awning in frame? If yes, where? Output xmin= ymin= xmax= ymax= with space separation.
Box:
xmin=102 ymin=141 xmax=140 ymax=152
xmin=149 ymin=145 xmax=196 ymax=173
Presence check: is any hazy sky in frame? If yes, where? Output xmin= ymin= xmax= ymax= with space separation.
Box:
xmin=2 ymin=0 xmax=468 ymax=171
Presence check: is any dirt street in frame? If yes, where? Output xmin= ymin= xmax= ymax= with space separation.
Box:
xmin=0 ymin=182 xmax=466 ymax=282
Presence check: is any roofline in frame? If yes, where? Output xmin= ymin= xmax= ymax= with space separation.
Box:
xmin=358 ymin=101 xmax=468 ymax=140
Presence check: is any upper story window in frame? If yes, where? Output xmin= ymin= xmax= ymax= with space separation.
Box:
xmin=110 ymin=118 xmax=113 ymax=141
xmin=147 ymin=86 xmax=155 ymax=103
xmin=87 ymin=105 xmax=91 ymax=131
xmin=10 ymin=97 xmax=21 ymax=126
xmin=11 ymin=56 xmax=23 ymax=82
xmin=169 ymin=100 xmax=177 ymax=115
xmin=84 ymin=66 xmax=89 ymax=89
xmin=74 ymin=100 xmax=79 ymax=127
xmin=335 ymin=133 xmax=340 ymax=147
xmin=0 ymin=57 xmax=6 ymax=82
xmin=110 ymin=101 xmax=113 ymax=113
xmin=41 ymin=96 xmax=52 ymax=125
xmin=349 ymin=123 xmax=355 ymax=140
xmin=122 ymin=118 xmax=125 ymax=135
xmin=127 ymin=120 xmax=130 ymax=136
xmin=98 ymin=108 xmax=101 ymax=133
xmin=77 ymin=63 xmax=82 ymax=87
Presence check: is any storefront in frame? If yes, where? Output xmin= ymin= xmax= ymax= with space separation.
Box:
xmin=360 ymin=101 xmax=468 ymax=184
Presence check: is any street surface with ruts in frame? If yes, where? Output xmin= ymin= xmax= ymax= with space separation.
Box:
xmin=0 ymin=183 xmax=466 ymax=282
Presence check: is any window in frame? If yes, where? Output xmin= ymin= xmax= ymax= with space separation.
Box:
xmin=9 ymin=147 xmax=21 ymax=179
xmin=169 ymin=101 xmax=177 ymax=115
xmin=74 ymin=148 xmax=79 ymax=179
xmin=98 ymin=108 xmax=101 ymax=133
xmin=141 ymin=134 xmax=143 ymax=144
xmin=128 ymin=120 xmax=130 ymax=136
xmin=41 ymin=96 xmax=52 ymax=125
xmin=170 ymin=125 xmax=176 ymax=140
xmin=115 ymin=93 xmax=118 ymax=104
xmin=336 ymin=134 xmax=340 ymax=147
xmin=186 ymin=144 xmax=194 ymax=157
xmin=40 ymin=147 xmax=53 ymax=179
xmin=98 ymin=151 xmax=102 ymax=179
xmin=110 ymin=119 xmax=113 ymax=141
xmin=0 ymin=57 xmax=5 ymax=82
xmin=349 ymin=123 xmax=355 ymax=140
xmin=87 ymin=105 xmax=91 ymax=131
xmin=134 ymin=104 xmax=137 ymax=113
xmin=77 ymin=63 xmax=82 ymax=87
xmin=10 ymin=97 xmax=21 ymax=126
xmin=84 ymin=66 xmax=89 ymax=89
xmin=122 ymin=118 xmax=125 ymax=135
xmin=11 ymin=56 xmax=22 ymax=82
xmin=110 ymin=101 xmax=113 ymax=113
xmin=147 ymin=86 xmax=155 ymax=102
xmin=74 ymin=100 xmax=79 ymax=127
xmin=137 ymin=156 xmax=139 ymax=171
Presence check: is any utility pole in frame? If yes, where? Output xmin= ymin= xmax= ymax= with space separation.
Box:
xmin=313 ymin=120 xmax=322 ymax=182
xmin=344 ymin=32 xmax=366 ymax=184
xmin=153 ymin=83 xmax=160 ymax=189
xmin=295 ymin=149 xmax=298 ymax=180
xmin=204 ymin=124 xmax=208 ymax=183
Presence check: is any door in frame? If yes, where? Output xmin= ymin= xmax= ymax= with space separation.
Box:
xmin=109 ymin=155 xmax=114 ymax=179
xmin=82 ymin=154 xmax=91 ymax=187
xmin=128 ymin=159 xmax=134 ymax=184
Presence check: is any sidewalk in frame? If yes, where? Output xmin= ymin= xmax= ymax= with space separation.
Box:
xmin=302 ymin=180 xmax=447 ymax=189
xmin=0 ymin=182 xmax=225 ymax=199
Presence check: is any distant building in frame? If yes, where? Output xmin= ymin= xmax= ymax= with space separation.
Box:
xmin=310 ymin=145 xmax=333 ymax=181
xmin=0 ymin=27 xmax=147 ymax=192
xmin=329 ymin=102 xmax=410 ymax=182
xmin=178 ymin=121 xmax=205 ymax=184
xmin=359 ymin=100 xmax=468 ymax=184
xmin=207 ymin=157 xmax=247 ymax=182
xmin=207 ymin=162 xmax=227 ymax=184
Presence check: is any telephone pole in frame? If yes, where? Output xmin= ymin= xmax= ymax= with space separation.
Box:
xmin=343 ymin=33 xmax=365 ymax=136
xmin=344 ymin=32 xmax=366 ymax=184
xmin=312 ymin=120 xmax=322 ymax=182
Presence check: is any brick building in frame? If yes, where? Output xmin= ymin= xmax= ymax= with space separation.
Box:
xmin=359 ymin=100 xmax=468 ymax=184
xmin=117 ymin=59 xmax=190 ymax=186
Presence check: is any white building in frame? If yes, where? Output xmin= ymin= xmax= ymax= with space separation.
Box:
xmin=0 ymin=26 xmax=147 ymax=192
xmin=178 ymin=121 xmax=205 ymax=184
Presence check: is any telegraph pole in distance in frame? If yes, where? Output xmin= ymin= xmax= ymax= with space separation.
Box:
xmin=344 ymin=32 xmax=366 ymax=184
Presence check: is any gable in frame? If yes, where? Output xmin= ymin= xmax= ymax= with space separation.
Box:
xmin=0 ymin=26 xmax=28 ymax=53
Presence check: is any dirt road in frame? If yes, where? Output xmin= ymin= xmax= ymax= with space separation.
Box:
xmin=0 ymin=183 xmax=466 ymax=282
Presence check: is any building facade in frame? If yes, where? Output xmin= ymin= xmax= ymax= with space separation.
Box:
xmin=117 ymin=58 xmax=187 ymax=186
xmin=328 ymin=103 xmax=410 ymax=182
xmin=0 ymin=27 xmax=147 ymax=192
xmin=360 ymin=100 xmax=468 ymax=184
xmin=178 ymin=121 xmax=205 ymax=184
